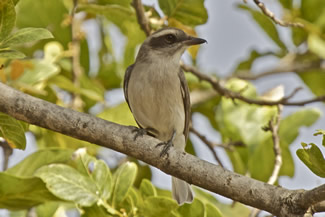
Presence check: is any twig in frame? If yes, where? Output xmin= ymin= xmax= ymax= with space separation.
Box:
xmin=182 ymin=63 xmax=325 ymax=106
xmin=250 ymin=106 xmax=283 ymax=217
xmin=132 ymin=0 xmax=151 ymax=36
xmin=251 ymin=0 xmax=304 ymax=28
xmin=190 ymin=127 xmax=246 ymax=167
xmin=190 ymin=127 xmax=224 ymax=167
xmin=267 ymin=105 xmax=283 ymax=185
xmin=0 ymin=139 xmax=13 ymax=171
xmin=70 ymin=0 xmax=84 ymax=109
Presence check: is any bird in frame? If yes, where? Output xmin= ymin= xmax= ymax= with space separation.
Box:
xmin=123 ymin=27 xmax=206 ymax=205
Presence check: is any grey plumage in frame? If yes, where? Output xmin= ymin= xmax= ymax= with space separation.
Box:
xmin=123 ymin=27 xmax=206 ymax=205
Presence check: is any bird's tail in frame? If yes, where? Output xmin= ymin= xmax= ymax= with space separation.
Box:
xmin=172 ymin=176 xmax=194 ymax=205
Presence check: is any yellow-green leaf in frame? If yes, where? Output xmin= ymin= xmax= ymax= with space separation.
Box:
xmin=0 ymin=0 xmax=16 ymax=41
xmin=0 ymin=112 xmax=27 ymax=149
xmin=2 ymin=28 xmax=53 ymax=47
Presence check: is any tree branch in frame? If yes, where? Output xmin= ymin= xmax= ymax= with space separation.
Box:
xmin=181 ymin=64 xmax=325 ymax=106
xmin=267 ymin=106 xmax=282 ymax=185
xmin=70 ymin=0 xmax=84 ymax=109
xmin=250 ymin=106 xmax=283 ymax=217
xmin=250 ymin=0 xmax=304 ymax=28
xmin=0 ymin=139 xmax=13 ymax=171
xmin=132 ymin=0 xmax=151 ymax=36
xmin=1 ymin=82 xmax=324 ymax=216
xmin=190 ymin=127 xmax=225 ymax=167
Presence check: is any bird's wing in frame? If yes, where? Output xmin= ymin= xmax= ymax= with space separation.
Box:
xmin=123 ymin=64 xmax=147 ymax=130
xmin=178 ymin=68 xmax=191 ymax=141
xmin=123 ymin=64 xmax=134 ymax=111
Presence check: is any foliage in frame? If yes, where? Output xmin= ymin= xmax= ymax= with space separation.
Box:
xmin=297 ymin=130 xmax=325 ymax=178
xmin=0 ymin=0 xmax=324 ymax=216
xmin=0 ymin=148 xmax=223 ymax=217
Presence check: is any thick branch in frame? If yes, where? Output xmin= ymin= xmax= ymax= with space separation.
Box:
xmin=0 ymin=82 xmax=323 ymax=216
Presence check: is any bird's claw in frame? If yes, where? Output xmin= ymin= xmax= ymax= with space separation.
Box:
xmin=131 ymin=127 xmax=148 ymax=141
xmin=156 ymin=140 xmax=174 ymax=157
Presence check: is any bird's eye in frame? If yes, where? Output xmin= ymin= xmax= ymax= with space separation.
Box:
xmin=165 ymin=34 xmax=176 ymax=44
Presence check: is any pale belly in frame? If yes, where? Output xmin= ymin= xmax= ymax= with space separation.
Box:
xmin=127 ymin=66 xmax=185 ymax=142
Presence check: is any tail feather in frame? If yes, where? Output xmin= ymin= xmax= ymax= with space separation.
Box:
xmin=172 ymin=176 xmax=194 ymax=205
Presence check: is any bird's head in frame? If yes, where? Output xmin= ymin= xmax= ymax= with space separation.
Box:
xmin=136 ymin=28 xmax=207 ymax=62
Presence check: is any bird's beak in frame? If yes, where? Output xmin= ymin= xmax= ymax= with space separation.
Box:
xmin=183 ymin=36 xmax=207 ymax=46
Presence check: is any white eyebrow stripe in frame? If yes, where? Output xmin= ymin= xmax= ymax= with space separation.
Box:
xmin=152 ymin=29 xmax=179 ymax=38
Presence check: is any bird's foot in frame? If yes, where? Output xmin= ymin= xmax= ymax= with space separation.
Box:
xmin=156 ymin=131 xmax=176 ymax=157
xmin=131 ymin=127 xmax=148 ymax=141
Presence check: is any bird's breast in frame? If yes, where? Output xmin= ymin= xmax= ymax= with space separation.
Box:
xmin=127 ymin=62 xmax=185 ymax=141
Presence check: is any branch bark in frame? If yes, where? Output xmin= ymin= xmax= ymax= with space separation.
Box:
xmin=132 ymin=0 xmax=151 ymax=36
xmin=0 ymin=82 xmax=324 ymax=216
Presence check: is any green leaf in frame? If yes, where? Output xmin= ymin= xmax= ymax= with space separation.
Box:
xmin=92 ymin=160 xmax=113 ymax=201
xmin=97 ymin=102 xmax=137 ymax=126
xmin=234 ymin=50 xmax=277 ymax=72
xmin=314 ymin=129 xmax=325 ymax=136
xmin=301 ymin=0 xmax=325 ymax=22
xmin=132 ymin=158 xmax=152 ymax=188
xmin=279 ymin=0 xmax=292 ymax=9
xmin=0 ymin=112 xmax=26 ymax=149
xmin=192 ymin=187 xmax=219 ymax=206
xmin=308 ymin=34 xmax=325 ymax=59
xmin=140 ymin=197 xmax=178 ymax=217
xmin=216 ymin=79 xmax=276 ymax=175
xmin=314 ymin=129 xmax=325 ymax=147
xmin=278 ymin=108 xmax=321 ymax=176
xmin=280 ymin=109 xmax=321 ymax=146
xmin=0 ymin=173 xmax=58 ymax=210
xmin=0 ymin=0 xmax=16 ymax=41
xmin=297 ymin=143 xmax=325 ymax=177
xmin=6 ymin=148 xmax=74 ymax=177
xmin=35 ymin=202 xmax=59 ymax=217
xmin=1 ymin=28 xmax=53 ymax=47
xmin=140 ymin=179 xmax=157 ymax=198
xmin=16 ymin=0 xmax=70 ymax=47
xmin=12 ymin=0 xmax=20 ymax=5
xmin=206 ymin=203 xmax=223 ymax=217
xmin=158 ymin=0 xmax=208 ymax=26
xmin=291 ymin=27 xmax=307 ymax=46
xmin=250 ymin=108 xmax=321 ymax=181
xmin=299 ymin=69 xmax=325 ymax=96
xmin=0 ymin=49 xmax=25 ymax=59
xmin=177 ymin=199 xmax=205 ymax=217
xmin=17 ymin=59 xmax=59 ymax=85
xmin=35 ymin=164 xmax=99 ymax=207
xmin=82 ymin=204 xmax=114 ymax=217
xmin=234 ymin=50 xmax=263 ymax=71
xmin=111 ymin=162 xmax=137 ymax=207
xmin=49 ymin=75 xmax=104 ymax=102
xmin=78 ymin=3 xmax=136 ymax=32
xmin=69 ymin=148 xmax=96 ymax=176
xmin=238 ymin=4 xmax=286 ymax=50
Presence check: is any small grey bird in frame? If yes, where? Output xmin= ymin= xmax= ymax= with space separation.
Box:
xmin=123 ymin=27 xmax=206 ymax=205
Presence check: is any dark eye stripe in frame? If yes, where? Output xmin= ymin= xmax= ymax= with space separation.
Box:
xmin=149 ymin=35 xmax=173 ymax=48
